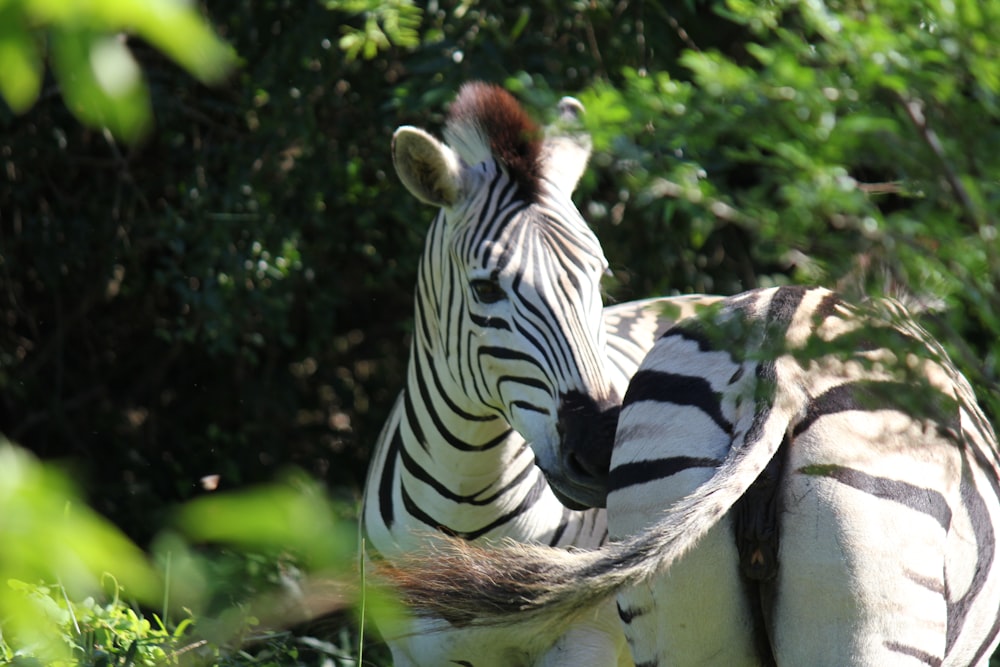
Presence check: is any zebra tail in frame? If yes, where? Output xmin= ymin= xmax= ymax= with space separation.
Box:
xmin=375 ymin=399 xmax=791 ymax=631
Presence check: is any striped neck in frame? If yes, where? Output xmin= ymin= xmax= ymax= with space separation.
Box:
xmin=400 ymin=336 xmax=533 ymax=481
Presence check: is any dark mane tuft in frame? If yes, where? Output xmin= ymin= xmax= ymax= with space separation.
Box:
xmin=446 ymin=82 xmax=543 ymax=200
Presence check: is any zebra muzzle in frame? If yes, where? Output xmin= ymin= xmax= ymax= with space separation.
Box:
xmin=548 ymin=390 xmax=622 ymax=509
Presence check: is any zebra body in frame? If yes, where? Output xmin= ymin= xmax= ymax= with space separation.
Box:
xmin=362 ymin=80 xmax=722 ymax=666
xmin=363 ymin=297 xmax=714 ymax=666
xmin=381 ymin=285 xmax=1000 ymax=667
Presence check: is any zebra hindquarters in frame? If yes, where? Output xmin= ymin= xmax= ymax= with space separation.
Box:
xmin=614 ymin=518 xmax=763 ymax=667
xmin=770 ymin=409 xmax=956 ymax=666
xmin=607 ymin=398 xmax=763 ymax=667
xmin=536 ymin=601 xmax=635 ymax=667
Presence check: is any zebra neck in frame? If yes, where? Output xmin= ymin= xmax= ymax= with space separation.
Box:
xmin=398 ymin=348 xmax=529 ymax=482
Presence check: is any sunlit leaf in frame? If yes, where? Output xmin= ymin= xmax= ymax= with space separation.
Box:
xmin=49 ymin=28 xmax=151 ymax=143
xmin=0 ymin=7 xmax=42 ymax=112
xmin=175 ymin=471 xmax=358 ymax=570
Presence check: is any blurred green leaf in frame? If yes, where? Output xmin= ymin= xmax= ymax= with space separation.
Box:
xmin=49 ymin=28 xmax=151 ymax=142
xmin=0 ymin=0 xmax=235 ymax=141
xmin=175 ymin=471 xmax=358 ymax=571
xmin=0 ymin=8 xmax=42 ymax=112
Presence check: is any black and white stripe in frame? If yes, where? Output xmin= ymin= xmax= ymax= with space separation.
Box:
xmin=362 ymin=81 xmax=721 ymax=666
xmin=382 ymin=285 xmax=1000 ymax=667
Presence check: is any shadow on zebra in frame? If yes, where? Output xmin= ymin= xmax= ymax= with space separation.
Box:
xmin=361 ymin=81 xmax=722 ymax=666
xmin=379 ymin=285 xmax=1000 ymax=667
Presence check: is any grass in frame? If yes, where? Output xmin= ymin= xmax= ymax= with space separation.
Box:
xmin=0 ymin=567 xmax=392 ymax=666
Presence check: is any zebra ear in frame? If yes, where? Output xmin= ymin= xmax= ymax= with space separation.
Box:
xmin=540 ymin=96 xmax=592 ymax=195
xmin=392 ymin=126 xmax=464 ymax=207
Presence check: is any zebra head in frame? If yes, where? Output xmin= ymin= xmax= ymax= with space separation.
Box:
xmin=391 ymin=82 xmax=618 ymax=509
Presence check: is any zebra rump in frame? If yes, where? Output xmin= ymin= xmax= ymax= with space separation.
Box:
xmin=378 ymin=285 xmax=1000 ymax=666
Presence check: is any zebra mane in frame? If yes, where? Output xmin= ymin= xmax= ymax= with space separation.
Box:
xmin=444 ymin=82 xmax=544 ymax=200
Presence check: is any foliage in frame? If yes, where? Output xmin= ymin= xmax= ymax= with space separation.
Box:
xmin=327 ymin=0 xmax=422 ymax=60
xmin=0 ymin=440 xmax=378 ymax=666
xmin=573 ymin=0 xmax=1000 ymax=417
xmin=0 ymin=577 xmax=371 ymax=666
xmin=0 ymin=441 xmax=159 ymax=664
xmin=0 ymin=0 xmax=235 ymax=142
xmin=1 ymin=579 xmax=178 ymax=666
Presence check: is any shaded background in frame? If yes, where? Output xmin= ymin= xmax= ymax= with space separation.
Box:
xmin=2 ymin=0 xmax=998 ymax=554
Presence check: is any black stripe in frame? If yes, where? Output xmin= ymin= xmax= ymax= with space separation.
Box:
xmin=793 ymin=380 xmax=960 ymax=438
xmin=510 ymin=400 xmax=549 ymax=415
xmin=400 ymin=481 xmax=445 ymax=532
xmin=661 ymin=325 xmax=715 ymax=351
xmin=422 ymin=344 xmax=498 ymax=423
xmin=377 ymin=427 xmax=402 ymax=529
xmin=884 ymin=640 xmax=942 ymax=667
xmin=400 ymin=472 xmax=551 ymax=541
xmin=623 ymin=369 xmax=733 ymax=435
xmin=478 ymin=427 xmax=515 ymax=451
xmin=399 ymin=445 xmax=488 ymax=504
xmin=472 ymin=177 xmax=521 ymax=253
xmin=458 ymin=473 xmax=550 ymax=540
xmin=767 ymin=285 xmax=809 ymax=323
xmin=509 ymin=272 xmax=572 ymax=380
xmin=402 ymin=384 xmax=428 ymax=452
xmin=812 ymin=289 xmax=845 ymax=322
xmin=740 ymin=359 xmax=777 ymax=449
xmin=547 ymin=502 xmax=573 ymax=546
xmin=414 ymin=355 xmax=497 ymax=452
xmin=497 ymin=374 xmax=549 ymax=394
xmin=616 ymin=601 xmax=645 ymax=624
xmin=469 ymin=312 xmax=510 ymax=330
xmin=750 ymin=286 xmax=808 ymax=360
xmin=414 ymin=282 xmax=436 ymax=345
xmin=484 ymin=459 xmax=540 ymax=502
xmin=609 ymin=456 xmax=720 ymax=492
xmin=793 ymin=381 xmax=882 ymax=437
xmin=798 ymin=464 xmax=952 ymax=530
xmin=946 ymin=446 xmax=999 ymax=659
xmin=477 ymin=345 xmax=539 ymax=364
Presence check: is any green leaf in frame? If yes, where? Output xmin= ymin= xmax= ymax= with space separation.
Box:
xmin=175 ymin=472 xmax=358 ymax=570
xmin=24 ymin=0 xmax=236 ymax=84
xmin=114 ymin=0 xmax=236 ymax=84
xmin=49 ymin=29 xmax=151 ymax=143
xmin=0 ymin=8 xmax=42 ymax=112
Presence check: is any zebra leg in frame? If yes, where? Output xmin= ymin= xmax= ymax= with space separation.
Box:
xmin=769 ymin=417 xmax=953 ymax=666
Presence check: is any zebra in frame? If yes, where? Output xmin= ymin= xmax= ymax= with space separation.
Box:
xmin=379 ymin=285 xmax=1000 ymax=666
xmin=361 ymin=81 xmax=721 ymax=665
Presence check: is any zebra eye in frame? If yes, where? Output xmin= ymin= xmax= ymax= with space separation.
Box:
xmin=470 ymin=278 xmax=506 ymax=304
